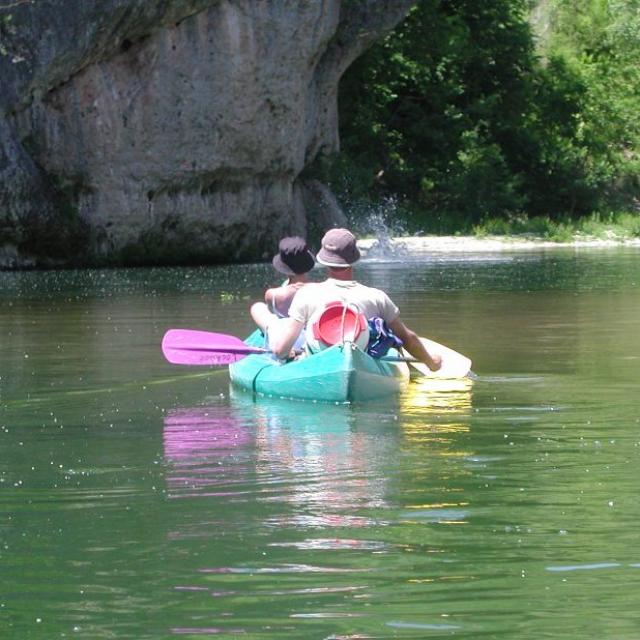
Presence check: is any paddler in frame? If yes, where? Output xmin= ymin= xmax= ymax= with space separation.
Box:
xmin=270 ymin=228 xmax=442 ymax=371
xmin=250 ymin=236 xmax=316 ymax=352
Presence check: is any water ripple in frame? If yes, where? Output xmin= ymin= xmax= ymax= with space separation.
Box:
xmin=199 ymin=564 xmax=367 ymax=575
xmin=546 ymin=562 xmax=620 ymax=572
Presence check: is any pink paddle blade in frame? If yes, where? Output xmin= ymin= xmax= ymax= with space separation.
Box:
xmin=162 ymin=329 xmax=267 ymax=366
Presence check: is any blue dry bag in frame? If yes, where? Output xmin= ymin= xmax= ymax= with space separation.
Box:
xmin=366 ymin=317 xmax=403 ymax=358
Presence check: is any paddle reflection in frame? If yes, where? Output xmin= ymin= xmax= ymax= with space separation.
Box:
xmin=403 ymin=376 xmax=474 ymax=414
xmin=400 ymin=376 xmax=474 ymax=448
xmin=163 ymin=403 xmax=254 ymax=499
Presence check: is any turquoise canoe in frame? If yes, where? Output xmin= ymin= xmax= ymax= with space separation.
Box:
xmin=229 ymin=330 xmax=410 ymax=403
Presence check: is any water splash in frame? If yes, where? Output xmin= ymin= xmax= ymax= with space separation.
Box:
xmin=347 ymin=196 xmax=409 ymax=260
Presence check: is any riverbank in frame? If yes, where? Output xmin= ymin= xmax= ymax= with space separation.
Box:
xmin=358 ymin=234 xmax=640 ymax=256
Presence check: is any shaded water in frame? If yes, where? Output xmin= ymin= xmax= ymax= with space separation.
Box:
xmin=1 ymin=248 xmax=639 ymax=639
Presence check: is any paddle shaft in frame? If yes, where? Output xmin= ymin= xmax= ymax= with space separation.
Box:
xmin=173 ymin=342 xmax=412 ymax=362
xmin=174 ymin=345 xmax=267 ymax=355
xmin=380 ymin=355 xmax=427 ymax=363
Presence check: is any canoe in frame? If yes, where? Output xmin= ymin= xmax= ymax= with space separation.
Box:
xmin=229 ymin=330 xmax=410 ymax=403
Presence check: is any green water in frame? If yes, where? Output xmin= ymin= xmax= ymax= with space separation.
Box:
xmin=1 ymin=248 xmax=639 ymax=639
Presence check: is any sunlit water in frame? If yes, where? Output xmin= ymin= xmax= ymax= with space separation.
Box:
xmin=1 ymin=247 xmax=639 ymax=639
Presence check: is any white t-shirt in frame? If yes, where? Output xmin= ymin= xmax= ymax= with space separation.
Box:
xmin=288 ymin=279 xmax=400 ymax=327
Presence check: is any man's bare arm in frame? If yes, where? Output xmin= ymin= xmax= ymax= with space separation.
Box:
xmin=388 ymin=318 xmax=442 ymax=371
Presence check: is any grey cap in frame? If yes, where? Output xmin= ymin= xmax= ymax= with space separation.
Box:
xmin=316 ymin=228 xmax=361 ymax=267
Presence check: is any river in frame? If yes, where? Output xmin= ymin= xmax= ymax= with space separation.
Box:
xmin=1 ymin=246 xmax=639 ymax=639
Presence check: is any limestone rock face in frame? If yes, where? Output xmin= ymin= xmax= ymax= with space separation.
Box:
xmin=0 ymin=0 xmax=414 ymax=268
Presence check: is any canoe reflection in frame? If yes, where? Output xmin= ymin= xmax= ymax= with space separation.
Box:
xmin=163 ymin=392 xmax=399 ymax=526
xmin=234 ymin=390 xmax=394 ymax=527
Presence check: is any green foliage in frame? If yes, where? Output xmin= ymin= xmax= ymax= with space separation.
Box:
xmin=335 ymin=0 xmax=535 ymax=227
xmin=473 ymin=214 xmax=576 ymax=241
xmin=576 ymin=211 xmax=640 ymax=238
xmin=543 ymin=0 xmax=640 ymax=199
xmin=326 ymin=0 xmax=640 ymax=230
xmin=473 ymin=210 xmax=640 ymax=241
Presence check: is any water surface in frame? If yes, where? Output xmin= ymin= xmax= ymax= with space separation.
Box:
xmin=1 ymin=248 xmax=639 ymax=639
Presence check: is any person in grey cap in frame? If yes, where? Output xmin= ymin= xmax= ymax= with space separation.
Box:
xmin=270 ymin=228 xmax=442 ymax=371
xmin=250 ymin=236 xmax=316 ymax=350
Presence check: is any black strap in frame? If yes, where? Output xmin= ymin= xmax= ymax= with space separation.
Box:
xmin=252 ymin=363 xmax=273 ymax=393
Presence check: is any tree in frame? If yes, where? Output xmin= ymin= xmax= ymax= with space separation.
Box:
xmin=324 ymin=0 xmax=640 ymax=230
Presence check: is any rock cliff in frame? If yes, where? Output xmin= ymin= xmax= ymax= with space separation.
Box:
xmin=0 ymin=0 xmax=414 ymax=268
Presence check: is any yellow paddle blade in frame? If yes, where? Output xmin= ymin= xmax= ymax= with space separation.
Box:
xmin=410 ymin=337 xmax=472 ymax=379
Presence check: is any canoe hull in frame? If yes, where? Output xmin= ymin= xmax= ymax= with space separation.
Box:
xmin=229 ymin=331 xmax=409 ymax=403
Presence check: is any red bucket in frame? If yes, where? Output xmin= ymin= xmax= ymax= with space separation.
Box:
xmin=312 ymin=302 xmax=367 ymax=346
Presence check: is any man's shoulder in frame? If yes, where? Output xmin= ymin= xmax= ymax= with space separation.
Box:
xmin=296 ymin=281 xmax=322 ymax=294
xmin=354 ymin=281 xmax=389 ymax=298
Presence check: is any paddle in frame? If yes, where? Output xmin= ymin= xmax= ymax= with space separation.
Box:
xmin=162 ymin=329 xmax=472 ymax=379
xmin=163 ymin=328 xmax=409 ymax=366
xmin=404 ymin=336 xmax=473 ymax=379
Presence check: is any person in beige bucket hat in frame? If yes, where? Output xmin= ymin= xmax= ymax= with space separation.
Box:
xmin=270 ymin=228 xmax=442 ymax=371
xmin=315 ymin=228 xmax=361 ymax=267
